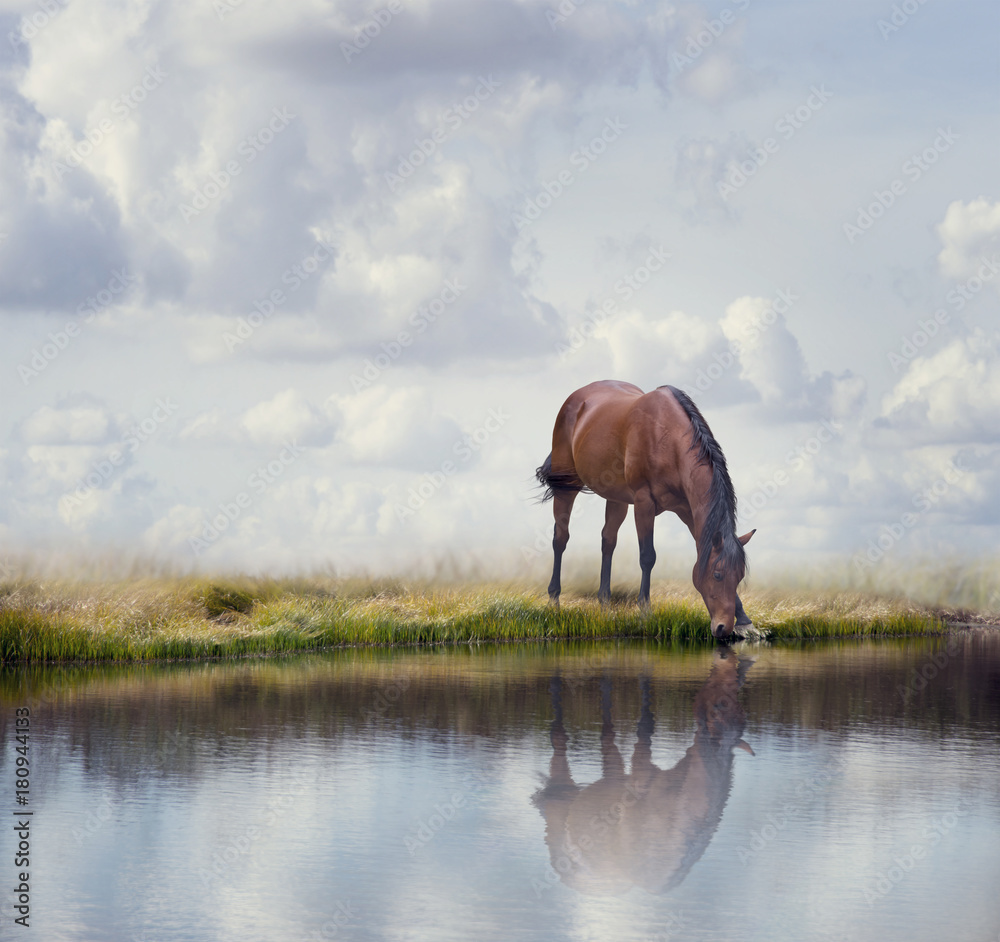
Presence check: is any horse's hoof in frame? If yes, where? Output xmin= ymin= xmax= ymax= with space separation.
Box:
xmin=734 ymin=621 xmax=767 ymax=642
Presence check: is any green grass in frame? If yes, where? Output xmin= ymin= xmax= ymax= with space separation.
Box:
xmin=0 ymin=571 xmax=965 ymax=665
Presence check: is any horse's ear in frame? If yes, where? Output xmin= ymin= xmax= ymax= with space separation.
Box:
xmin=738 ymin=529 xmax=756 ymax=546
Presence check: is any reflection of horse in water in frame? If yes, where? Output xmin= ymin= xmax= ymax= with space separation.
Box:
xmin=533 ymin=650 xmax=753 ymax=896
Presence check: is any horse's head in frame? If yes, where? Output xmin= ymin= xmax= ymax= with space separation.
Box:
xmin=693 ymin=647 xmax=754 ymax=750
xmin=693 ymin=528 xmax=755 ymax=640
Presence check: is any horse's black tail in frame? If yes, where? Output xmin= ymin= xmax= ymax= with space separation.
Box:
xmin=535 ymin=452 xmax=589 ymax=503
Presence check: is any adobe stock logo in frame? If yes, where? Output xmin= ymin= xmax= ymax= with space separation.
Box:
xmin=672 ymin=0 xmax=752 ymax=71
xmin=852 ymin=456 xmax=970 ymax=573
xmin=877 ymin=0 xmax=932 ymax=39
xmin=557 ymin=246 xmax=671 ymax=359
xmin=8 ymin=0 xmax=69 ymax=49
xmin=223 ymin=239 xmax=335 ymax=352
xmin=349 ymin=278 xmax=467 ymax=392
xmin=50 ymin=65 xmax=168 ymax=179
xmin=385 ymin=76 xmax=502 ymax=192
xmin=512 ymin=117 xmax=628 ymax=231
xmin=18 ymin=268 xmax=137 ymax=385
xmin=340 ymin=0 xmax=403 ymax=62
xmin=717 ymin=87 xmax=832 ymax=200
xmin=843 ymin=127 xmax=958 ymax=244
xmin=188 ymin=441 xmax=305 ymax=555
xmin=180 ymin=108 xmax=296 ymax=222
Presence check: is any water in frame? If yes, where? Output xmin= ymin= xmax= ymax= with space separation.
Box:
xmin=2 ymin=634 xmax=999 ymax=941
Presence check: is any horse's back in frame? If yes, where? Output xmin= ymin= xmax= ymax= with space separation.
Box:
xmin=555 ymin=381 xmax=643 ymax=430
xmin=572 ymin=381 xmax=645 ymax=444
xmin=548 ymin=382 xmax=639 ymax=479
xmin=555 ymin=382 xmax=690 ymax=502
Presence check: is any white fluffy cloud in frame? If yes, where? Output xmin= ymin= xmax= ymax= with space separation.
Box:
xmin=180 ymin=390 xmax=333 ymax=446
xmin=327 ymin=386 xmax=465 ymax=469
xmin=18 ymin=403 xmax=118 ymax=445
xmin=141 ymin=504 xmax=206 ymax=557
xmin=719 ymin=296 xmax=866 ymax=420
xmin=877 ymin=330 xmax=1000 ymax=444
xmin=937 ymin=198 xmax=1000 ymax=281
xmin=597 ymin=308 xmax=715 ymax=388
xmin=241 ymin=388 xmax=330 ymax=447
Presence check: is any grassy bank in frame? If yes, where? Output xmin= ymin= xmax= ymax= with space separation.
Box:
xmin=0 ymin=572 xmax=964 ymax=665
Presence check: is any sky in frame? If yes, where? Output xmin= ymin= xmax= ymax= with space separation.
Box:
xmin=0 ymin=0 xmax=998 ymax=582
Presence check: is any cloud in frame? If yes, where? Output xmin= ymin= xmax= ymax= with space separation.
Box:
xmin=10 ymin=442 xmax=155 ymax=543
xmin=0 ymin=77 xmax=132 ymax=313
xmin=302 ymin=166 xmax=562 ymax=365
xmin=2 ymin=395 xmax=167 ymax=542
xmin=0 ymin=0 xmax=742 ymax=373
xmin=252 ymin=0 xmax=655 ymax=93
xmin=875 ymin=329 xmax=1000 ymax=444
xmin=596 ymin=308 xmax=716 ymax=390
xmin=676 ymin=49 xmax=745 ymax=104
xmin=327 ymin=385 xmax=465 ymax=469
xmin=673 ymin=134 xmax=746 ymax=224
xmin=178 ymin=407 xmax=228 ymax=443
xmin=22 ymin=444 xmax=112 ymax=492
xmin=936 ymin=198 xmax=1000 ymax=281
xmin=720 ymin=296 xmax=866 ymax=420
xmin=141 ymin=504 xmax=206 ymax=556
xmin=240 ymin=388 xmax=331 ymax=446
xmin=1 ymin=0 xmax=996 ymax=574
xmin=17 ymin=402 xmax=119 ymax=445
xmin=6 ymin=400 xmax=145 ymax=517
xmin=180 ymin=390 xmax=333 ymax=446
xmin=664 ymin=2 xmax=758 ymax=105
xmin=57 ymin=485 xmax=118 ymax=534
xmin=142 ymin=479 xmax=388 ymax=569
xmin=640 ymin=1 xmax=760 ymax=103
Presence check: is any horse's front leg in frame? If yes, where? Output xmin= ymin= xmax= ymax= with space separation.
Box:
xmin=735 ymin=593 xmax=752 ymax=627
xmin=548 ymin=489 xmax=578 ymax=605
xmin=598 ymin=500 xmax=629 ymax=604
xmin=633 ymin=489 xmax=656 ymax=607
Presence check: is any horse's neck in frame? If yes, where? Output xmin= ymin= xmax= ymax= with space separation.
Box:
xmin=677 ymin=457 xmax=715 ymax=542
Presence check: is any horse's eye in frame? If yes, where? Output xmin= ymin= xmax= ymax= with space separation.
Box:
xmin=713 ymin=571 xmax=723 ymax=582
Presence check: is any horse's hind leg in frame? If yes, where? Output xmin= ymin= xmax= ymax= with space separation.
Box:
xmin=599 ymin=500 xmax=629 ymax=604
xmin=548 ymin=489 xmax=578 ymax=605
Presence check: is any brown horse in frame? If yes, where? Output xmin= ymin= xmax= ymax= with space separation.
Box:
xmin=536 ymin=380 xmax=754 ymax=639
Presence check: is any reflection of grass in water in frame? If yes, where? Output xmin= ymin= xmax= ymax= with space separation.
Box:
xmin=0 ymin=569 xmax=968 ymax=664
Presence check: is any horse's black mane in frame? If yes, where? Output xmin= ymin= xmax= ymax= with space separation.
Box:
xmin=662 ymin=385 xmax=746 ymax=579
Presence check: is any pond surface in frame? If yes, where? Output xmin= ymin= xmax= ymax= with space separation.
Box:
xmin=2 ymin=633 xmax=999 ymax=942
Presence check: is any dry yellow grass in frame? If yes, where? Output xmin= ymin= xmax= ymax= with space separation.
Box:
xmin=0 ymin=562 xmax=975 ymax=664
